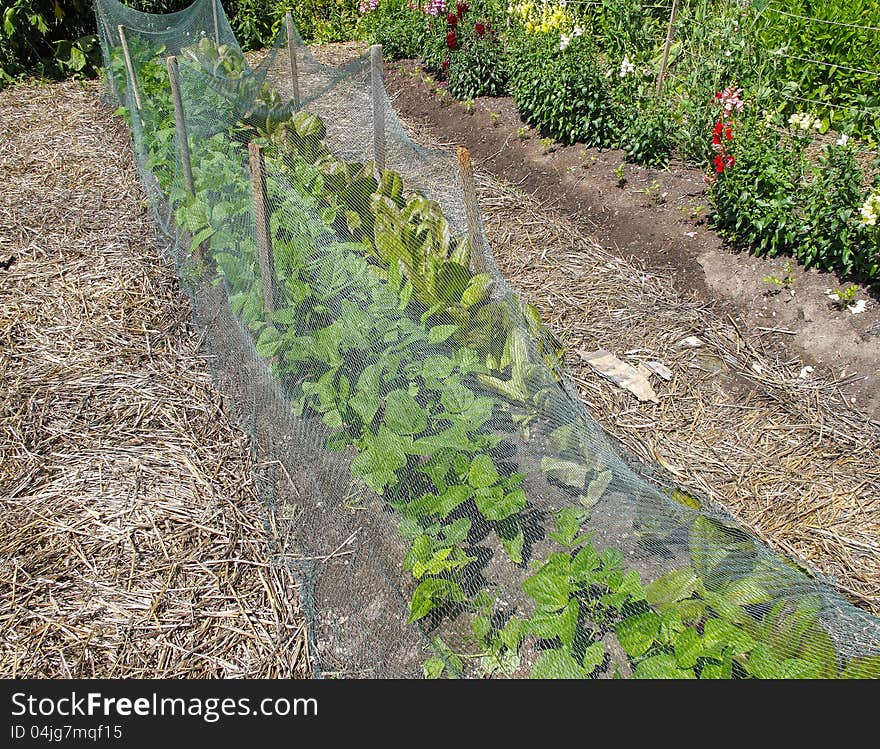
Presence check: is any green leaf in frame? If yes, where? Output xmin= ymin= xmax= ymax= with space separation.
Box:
xmin=840 ymin=655 xmax=880 ymax=680
xmin=428 ymin=324 xmax=458 ymax=344
xmin=615 ymin=611 xmax=661 ymax=658
xmin=703 ymin=619 xmax=756 ymax=657
xmin=645 ymin=568 xmax=703 ymax=611
xmin=541 ymin=457 xmax=587 ymax=489
xmin=689 ymin=516 xmax=730 ymax=580
xmin=408 ymin=578 xmax=464 ymax=623
xmin=475 ymin=487 xmax=525 ymax=522
xmin=699 ymin=659 xmax=733 ymax=679
xmin=581 ymin=640 xmax=605 ymax=674
xmin=422 ymin=355 xmax=455 ymax=380
xmin=570 ymin=543 xmax=600 ymax=581
xmin=467 ymin=454 xmax=500 ymax=489
xmin=436 ymin=262 xmax=471 ymax=305
xmin=584 ymin=469 xmax=612 ymax=507
xmin=497 ymin=518 xmax=525 ymax=564
xmin=423 ymin=656 xmax=445 ymax=679
xmin=383 ymin=389 xmax=428 ymax=435
xmin=255 ymin=325 xmax=283 ymax=358
xmin=674 ymin=628 xmax=703 ymax=669
xmin=530 ymin=648 xmax=588 ymax=679
xmin=548 ymin=507 xmax=584 ymax=547
xmin=745 ymin=644 xmax=783 ymax=679
xmin=522 ymin=554 xmax=571 ymax=611
xmin=440 ymin=382 xmax=475 ymax=414
xmin=350 ymin=426 xmax=409 ymax=494
xmin=634 ymin=653 xmax=695 ymax=679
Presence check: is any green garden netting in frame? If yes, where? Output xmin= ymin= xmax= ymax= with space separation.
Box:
xmin=94 ymin=0 xmax=880 ymax=678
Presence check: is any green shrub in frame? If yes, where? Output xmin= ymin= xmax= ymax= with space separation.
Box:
xmin=363 ymin=0 xmax=426 ymax=61
xmin=0 ymin=0 xmax=361 ymax=87
xmin=621 ymin=98 xmax=678 ymax=168
xmin=709 ymin=115 xmax=801 ymax=258
xmin=799 ymin=142 xmax=867 ymax=275
xmin=446 ymin=20 xmax=506 ymax=99
xmin=507 ymin=31 xmax=616 ymax=147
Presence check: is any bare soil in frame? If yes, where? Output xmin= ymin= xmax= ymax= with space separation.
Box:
xmin=385 ymin=60 xmax=880 ymax=420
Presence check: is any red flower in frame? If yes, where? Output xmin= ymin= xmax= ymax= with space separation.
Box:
xmin=725 ymin=126 xmax=732 ymax=140
xmin=456 ymin=2 xmax=469 ymax=17
xmin=446 ymin=12 xmax=458 ymax=27
xmin=475 ymin=20 xmax=486 ymax=38
xmin=446 ymin=30 xmax=458 ymax=49
xmin=441 ymin=56 xmax=449 ymax=75
xmin=714 ymin=91 xmax=722 ymax=100
xmin=713 ymin=120 xmax=723 ymax=136
xmin=712 ymin=134 xmax=722 ymax=149
xmin=714 ymin=154 xmax=725 ymax=173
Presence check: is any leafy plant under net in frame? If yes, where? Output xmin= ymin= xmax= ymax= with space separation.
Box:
xmin=94 ymin=0 xmax=880 ymax=679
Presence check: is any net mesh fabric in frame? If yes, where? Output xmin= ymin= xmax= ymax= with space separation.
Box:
xmin=94 ymin=0 xmax=880 ymax=679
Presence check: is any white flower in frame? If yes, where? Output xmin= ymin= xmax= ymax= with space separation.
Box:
xmin=848 ymin=299 xmax=868 ymax=315
xmin=860 ymin=191 xmax=880 ymax=227
xmin=836 ymin=133 xmax=850 ymax=147
xmin=788 ymin=111 xmax=820 ymax=132
xmin=619 ymin=54 xmax=636 ymax=79
xmin=725 ymin=50 xmax=731 ymax=58
xmin=799 ymin=366 xmax=814 ymax=379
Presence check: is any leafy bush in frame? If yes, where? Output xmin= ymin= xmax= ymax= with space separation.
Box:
xmin=711 ymin=111 xmax=880 ymax=282
xmin=621 ymin=98 xmax=678 ymax=168
xmin=507 ymin=31 xmax=616 ymax=146
xmin=446 ymin=18 xmax=506 ymax=99
xmin=799 ymin=142 xmax=867 ymax=275
xmin=363 ymin=0 xmax=426 ymax=61
xmin=0 ymin=0 xmax=361 ymax=87
xmin=755 ymin=0 xmax=880 ymax=140
xmin=709 ymin=115 xmax=801 ymax=259
xmin=0 ymin=0 xmax=100 ymax=84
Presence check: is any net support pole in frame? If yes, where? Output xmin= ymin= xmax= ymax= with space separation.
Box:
xmin=456 ymin=146 xmax=488 ymax=275
xmin=370 ymin=44 xmax=386 ymax=174
xmin=656 ymin=0 xmax=679 ymax=96
xmin=285 ymin=11 xmax=301 ymax=108
xmin=212 ymin=0 xmax=220 ymax=46
xmin=117 ymin=25 xmax=143 ymax=111
xmin=165 ymin=56 xmax=195 ymax=197
xmin=248 ymin=142 xmax=278 ymax=317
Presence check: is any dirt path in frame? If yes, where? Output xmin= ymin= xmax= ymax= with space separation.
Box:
xmin=385 ymin=60 xmax=880 ymax=420
xmin=0 ymin=80 xmax=308 ymax=677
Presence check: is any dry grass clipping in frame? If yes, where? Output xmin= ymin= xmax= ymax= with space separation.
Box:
xmin=0 ymin=81 xmax=307 ymax=677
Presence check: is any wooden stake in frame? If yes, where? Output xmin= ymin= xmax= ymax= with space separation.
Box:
xmin=247 ymin=142 xmax=278 ymax=316
xmin=656 ymin=0 xmax=679 ymax=96
xmin=117 ymin=25 xmax=143 ymax=111
xmin=456 ymin=146 xmax=488 ymax=275
xmin=370 ymin=44 xmax=386 ymax=174
xmin=212 ymin=0 xmax=220 ymax=46
xmin=166 ymin=56 xmax=195 ymax=197
xmin=285 ymin=11 xmax=301 ymax=108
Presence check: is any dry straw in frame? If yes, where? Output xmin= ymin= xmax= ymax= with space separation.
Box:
xmin=0 ymin=81 xmax=308 ymax=678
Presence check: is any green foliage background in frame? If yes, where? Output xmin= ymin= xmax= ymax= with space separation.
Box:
xmin=0 ymin=0 xmax=362 ymax=86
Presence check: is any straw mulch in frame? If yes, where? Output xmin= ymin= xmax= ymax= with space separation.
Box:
xmin=382 ymin=104 xmax=880 ymax=617
xmin=0 ymin=81 xmax=308 ymax=677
